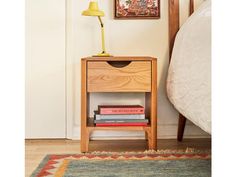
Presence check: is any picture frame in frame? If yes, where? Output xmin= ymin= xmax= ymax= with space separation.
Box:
xmin=114 ymin=0 xmax=160 ymax=19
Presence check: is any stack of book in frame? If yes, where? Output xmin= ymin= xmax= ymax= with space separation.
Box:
xmin=94 ymin=105 xmax=148 ymax=126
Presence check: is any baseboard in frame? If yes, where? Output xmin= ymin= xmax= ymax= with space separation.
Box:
xmin=71 ymin=124 xmax=211 ymax=140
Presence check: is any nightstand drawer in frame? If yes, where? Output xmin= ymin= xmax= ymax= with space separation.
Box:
xmin=87 ymin=61 xmax=151 ymax=92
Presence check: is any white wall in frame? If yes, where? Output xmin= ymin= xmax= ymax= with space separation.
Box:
xmin=67 ymin=0 xmax=209 ymax=139
xmin=25 ymin=0 xmax=209 ymax=140
xmin=26 ymin=0 xmax=66 ymax=138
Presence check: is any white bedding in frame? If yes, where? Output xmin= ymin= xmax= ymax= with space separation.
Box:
xmin=167 ymin=0 xmax=211 ymax=134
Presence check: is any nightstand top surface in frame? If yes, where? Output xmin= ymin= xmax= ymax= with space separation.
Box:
xmin=82 ymin=56 xmax=157 ymax=61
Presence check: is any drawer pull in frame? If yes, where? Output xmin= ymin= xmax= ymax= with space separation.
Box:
xmin=107 ymin=61 xmax=131 ymax=68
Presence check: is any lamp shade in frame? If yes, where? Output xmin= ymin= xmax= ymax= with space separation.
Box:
xmin=82 ymin=1 xmax=104 ymax=17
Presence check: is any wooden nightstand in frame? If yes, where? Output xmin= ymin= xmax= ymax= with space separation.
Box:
xmin=81 ymin=56 xmax=157 ymax=152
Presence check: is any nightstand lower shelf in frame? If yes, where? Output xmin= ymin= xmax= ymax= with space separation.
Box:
xmin=81 ymin=119 xmax=156 ymax=153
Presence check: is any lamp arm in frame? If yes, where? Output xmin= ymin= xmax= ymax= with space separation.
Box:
xmin=98 ymin=16 xmax=104 ymax=27
xmin=98 ymin=16 xmax=106 ymax=53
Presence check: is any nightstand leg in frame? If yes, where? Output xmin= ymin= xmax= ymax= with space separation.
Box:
xmin=81 ymin=60 xmax=89 ymax=152
xmin=145 ymin=132 xmax=148 ymax=140
xmin=81 ymin=129 xmax=90 ymax=152
xmin=147 ymin=130 xmax=157 ymax=150
xmin=149 ymin=59 xmax=157 ymax=150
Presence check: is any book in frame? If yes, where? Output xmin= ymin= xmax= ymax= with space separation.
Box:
xmin=95 ymin=122 xmax=148 ymax=126
xmin=94 ymin=119 xmax=149 ymax=123
xmin=94 ymin=111 xmax=145 ymax=120
xmin=98 ymin=105 xmax=144 ymax=115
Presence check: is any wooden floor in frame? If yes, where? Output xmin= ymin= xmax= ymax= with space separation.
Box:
xmin=25 ymin=139 xmax=211 ymax=177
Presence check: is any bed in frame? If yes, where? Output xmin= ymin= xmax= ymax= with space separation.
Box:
xmin=167 ymin=0 xmax=211 ymax=139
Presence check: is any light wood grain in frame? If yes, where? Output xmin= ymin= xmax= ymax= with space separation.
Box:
xmin=81 ymin=59 xmax=89 ymax=152
xmin=149 ymin=59 xmax=157 ymax=149
xmin=87 ymin=61 xmax=151 ymax=92
xmin=82 ymin=56 xmax=156 ymax=61
xmin=81 ymin=57 xmax=157 ymax=152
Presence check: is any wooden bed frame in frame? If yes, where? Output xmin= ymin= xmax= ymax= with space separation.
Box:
xmin=168 ymin=0 xmax=194 ymax=141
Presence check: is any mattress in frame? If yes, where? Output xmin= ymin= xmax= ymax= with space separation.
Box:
xmin=167 ymin=0 xmax=211 ymax=134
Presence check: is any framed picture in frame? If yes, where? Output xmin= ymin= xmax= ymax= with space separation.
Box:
xmin=115 ymin=0 xmax=160 ymax=19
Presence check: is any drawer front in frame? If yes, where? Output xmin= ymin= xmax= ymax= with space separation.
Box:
xmin=87 ymin=61 xmax=151 ymax=92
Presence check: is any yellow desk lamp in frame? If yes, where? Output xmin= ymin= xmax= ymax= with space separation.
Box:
xmin=82 ymin=1 xmax=111 ymax=57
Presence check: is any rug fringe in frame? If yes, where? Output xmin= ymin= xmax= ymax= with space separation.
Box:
xmin=86 ymin=148 xmax=211 ymax=155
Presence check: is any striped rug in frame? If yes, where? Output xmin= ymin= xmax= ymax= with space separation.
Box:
xmin=30 ymin=149 xmax=211 ymax=177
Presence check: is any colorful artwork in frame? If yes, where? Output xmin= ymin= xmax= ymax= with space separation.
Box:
xmin=115 ymin=0 xmax=160 ymax=19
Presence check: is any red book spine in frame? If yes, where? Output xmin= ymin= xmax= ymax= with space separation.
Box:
xmin=96 ymin=123 xmax=147 ymax=126
xmin=99 ymin=108 xmax=144 ymax=115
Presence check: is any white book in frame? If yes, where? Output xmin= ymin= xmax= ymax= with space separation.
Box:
xmin=94 ymin=111 xmax=145 ymax=120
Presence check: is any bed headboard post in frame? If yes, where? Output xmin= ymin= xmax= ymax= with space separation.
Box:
xmin=169 ymin=0 xmax=195 ymax=61
xmin=168 ymin=0 xmax=179 ymax=61
xmin=190 ymin=0 xmax=194 ymax=15
xmin=168 ymin=0 xmax=196 ymax=141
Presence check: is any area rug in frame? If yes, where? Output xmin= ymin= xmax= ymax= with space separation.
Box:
xmin=30 ymin=149 xmax=211 ymax=177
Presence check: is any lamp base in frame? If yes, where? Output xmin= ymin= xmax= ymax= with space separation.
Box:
xmin=93 ymin=52 xmax=111 ymax=57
